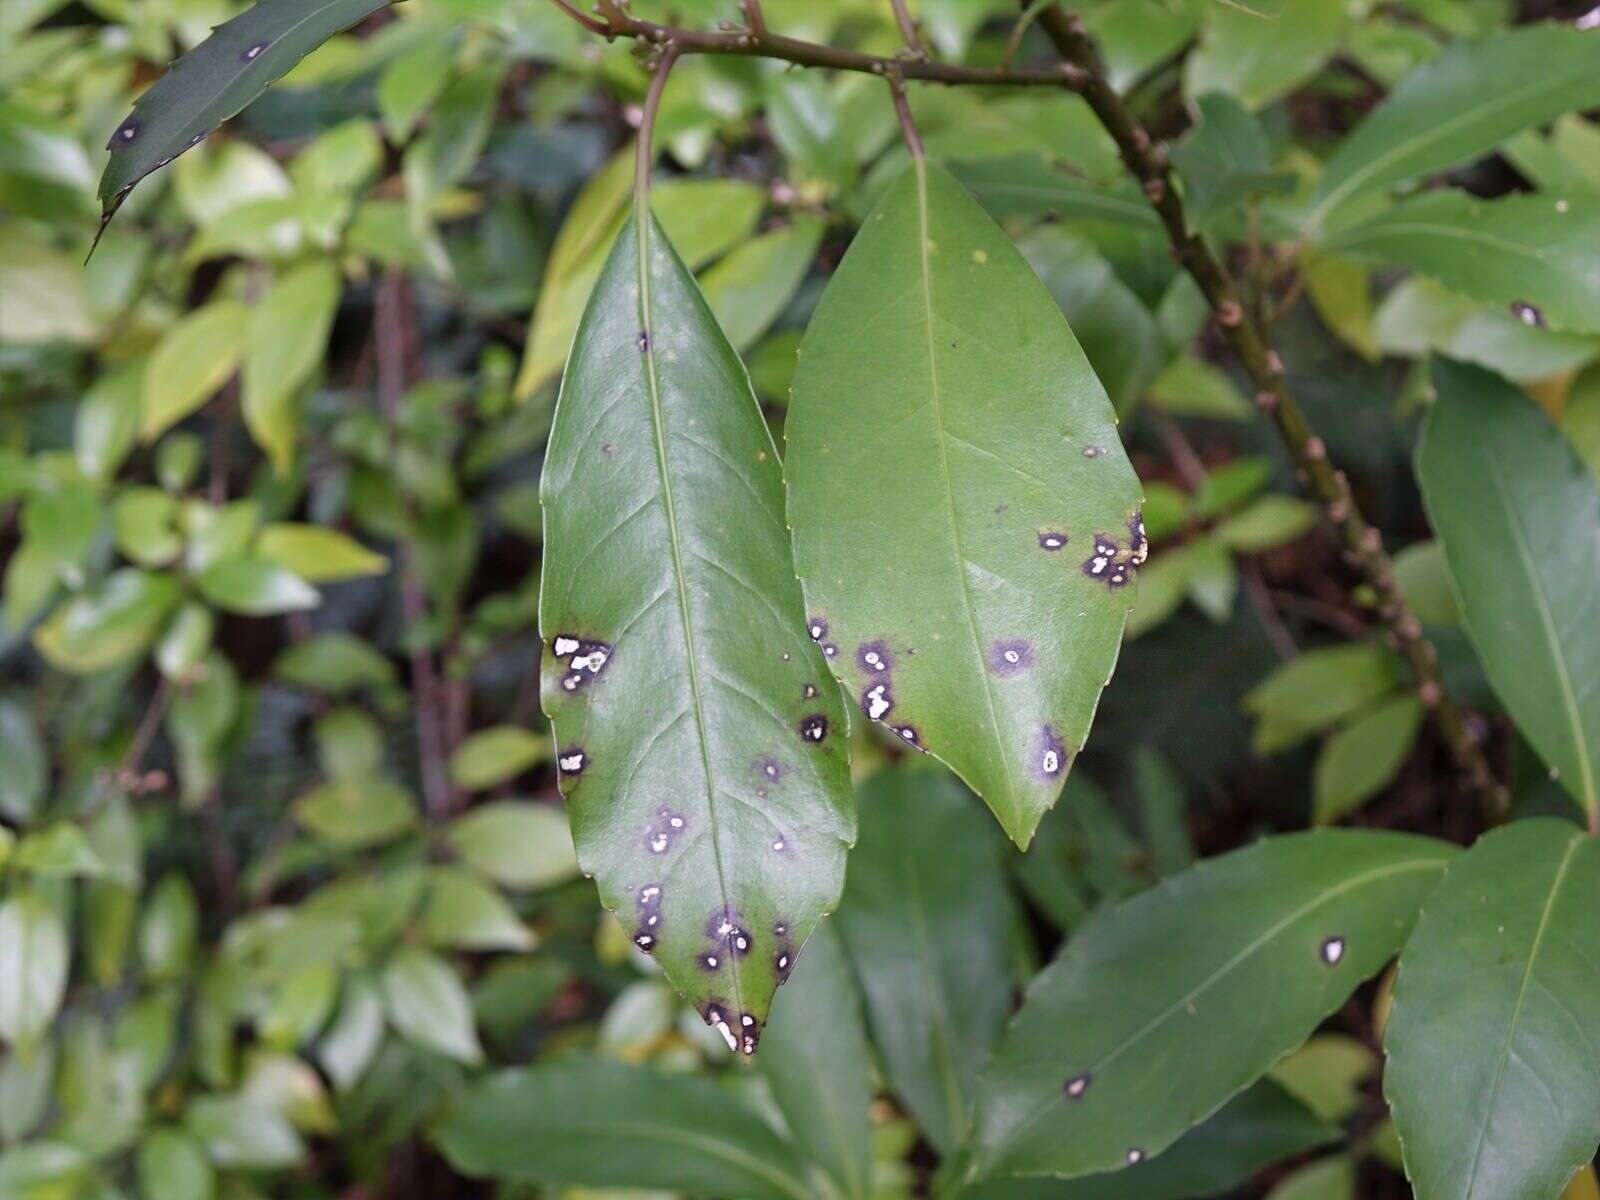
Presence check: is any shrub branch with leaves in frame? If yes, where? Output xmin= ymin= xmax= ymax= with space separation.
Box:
xmin=3 ymin=1 xmax=1600 ymax=1198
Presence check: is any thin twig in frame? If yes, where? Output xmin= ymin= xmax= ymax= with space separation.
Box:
xmin=886 ymin=69 xmax=924 ymax=160
xmin=1030 ymin=3 xmax=1505 ymax=820
xmin=375 ymin=271 xmax=454 ymax=820
xmin=635 ymin=42 xmax=682 ymax=209
xmin=546 ymin=0 xmax=1072 ymax=87
xmin=888 ymin=0 xmax=929 ymax=58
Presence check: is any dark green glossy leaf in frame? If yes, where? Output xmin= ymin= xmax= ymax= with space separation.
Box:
xmin=786 ymin=161 xmax=1142 ymax=847
xmin=1418 ymin=359 xmax=1600 ymax=822
xmin=434 ymin=1060 xmax=813 ymax=1200
xmin=949 ymin=155 xmax=1160 ymax=230
xmin=758 ymin=922 xmax=873 ymax=1200
xmin=1308 ymin=24 xmax=1600 ymax=230
xmin=1326 ymin=192 xmax=1600 ymax=334
xmin=1385 ymin=820 xmax=1600 ymax=1200
xmin=966 ymin=1080 xmax=1336 ymax=1200
xmin=971 ymin=830 xmax=1455 ymax=1181
xmin=538 ymin=209 xmax=853 ymax=1050
xmin=97 ymin=0 xmax=392 ymax=231
xmin=835 ymin=768 xmax=1015 ymax=1154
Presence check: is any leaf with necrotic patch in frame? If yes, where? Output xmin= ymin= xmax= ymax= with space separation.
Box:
xmin=96 ymin=0 xmax=393 ymax=243
xmin=785 ymin=159 xmax=1142 ymax=848
xmin=538 ymin=207 xmax=854 ymax=1054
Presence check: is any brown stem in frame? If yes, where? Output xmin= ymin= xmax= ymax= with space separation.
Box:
xmin=375 ymin=271 xmax=454 ymax=820
xmin=546 ymin=0 xmax=1073 ymax=87
xmin=887 ymin=70 xmax=925 ymax=160
xmin=1032 ymin=3 xmax=1505 ymax=821
xmin=888 ymin=0 xmax=929 ymax=58
xmin=635 ymin=42 xmax=682 ymax=209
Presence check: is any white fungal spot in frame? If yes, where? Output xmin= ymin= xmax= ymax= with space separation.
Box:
xmin=1126 ymin=1149 xmax=1144 ymax=1165
xmin=1320 ymin=936 xmax=1346 ymax=965
xmin=1042 ymin=749 xmax=1060 ymax=773
xmin=634 ymin=933 xmax=654 ymax=951
xmin=803 ymin=684 xmax=818 ymax=699
xmin=741 ymin=1014 xmax=755 ymax=1027
xmin=1065 ymin=1073 xmax=1090 ymax=1099
xmin=711 ymin=1015 xmax=737 ymax=1051
xmin=558 ymin=751 xmax=586 ymax=773
xmin=1557 ymin=199 xmax=1571 ymax=213
xmin=1083 ymin=445 xmax=1105 ymax=458
xmin=1039 ymin=532 xmax=1067 ymax=551
xmin=1579 ymin=4 xmax=1600 ymax=29
xmin=777 ymin=954 xmax=790 ymax=970
xmin=641 ymin=886 xmax=661 ymax=903
xmin=243 ymin=42 xmax=266 ymax=59
xmin=735 ymin=935 xmax=749 ymax=951
xmin=561 ymin=674 xmax=580 ymax=692
xmin=706 ymin=955 xmax=719 ymax=968
xmin=808 ymin=622 xmax=826 ymax=640
xmin=864 ymin=651 xmax=884 ymax=670
xmin=865 ymin=683 xmax=892 ymax=721
xmin=718 ymin=921 xmax=734 ymax=936
xmin=772 ymin=839 xmax=785 ymax=851
xmin=669 ymin=815 xmax=684 ymax=829
xmin=650 ymin=832 xmax=669 ymax=853
xmin=1004 ymin=649 xmax=1020 ymax=664
xmin=824 ymin=644 xmax=838 ymax=657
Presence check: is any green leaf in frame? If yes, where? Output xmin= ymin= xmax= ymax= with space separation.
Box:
xmin=434 ymin=1060 xmax=812 ymax=1200
xmin=74 ymin=362 xmax=144 ymax=484
xmin=1313 ymin=696 xmax=1424 ymax=824
xmin=787 ymin=160 xmax=1142 ymax=846
xmin=1385 ymin=820 xmax=1600 ymax=1200
xmin=1326 ymin=191 xmax=1600 ymax=334
xmin=835 ymin=769 xmax=1015 ymax=1154
xmin=141 ymin=301 xmax=249 ymax=441
xmin=140 ymin=874 xmax=199 ymax=983
xmin=1564 ymin=362 xmax=1600 ymax=479
xmin=1309 ymin=24 xmax=1600 ymax=230
xmin=445 ymin=800 xmax=579 ymax=891
xmin=0 ymin=891 xmax=69 ymax=1045
xmin=949 ymin=155 xmax=1160 ymax=230
xmin=1270 ymin=1033 xmax=1376 ymax=1124
xmin=272 ymin=631 xmax=396 ymax=694
xmin=255 ymin=523 xmax=386 ymax=583
xmin=381 ymin=946 xmax=481 ymax=1064
xmin=12 ymin=823 xmax=105 ymax=878
xmin=1418 ymin=359 xmax=1600 ymax=822
xmin=97 ymin=0 xmax=393 ymax=227
xmin=418 ymin=867 xmax=534 ymax=953
xmin=964 ymin=1079 xmax=1335 ymax=1200
xmin=196 ymin=557 xmax=318 ymax=616
xmin=0 ymin=1142 xmax=88 ymax=1200
xmin=112 ymin=488 xmax=183 ymax=566
xmin=34 ymin=569 xmax=182 ymax=674
xmin=1171 ymin=92 xmax=1294 ymax=232
xmin=971 ymin=829 xmax=1455 ymax=1180
xmin=1266 ymin=1157 xmax=1356 ymax=1200
xmin=317 ymin=975 xmax=383 ymax=1092
xmin=1213 ymin=494 xmax=1319 ymax=552
xmin=538 ymin=205 xmax=853 ymax=1047
xmin=1392 ymin=539 xmax=1460 ymax=627
xmin=183 ymin=1094 xmax=304 ymax=1170
xmin=447 ymin=726 xmax=549 ymax=791
xmin=1186 ymin=0 xmax=1347 ymax=111
xmin=0 ymin=699 xmax=46 ymax=823
xmin=701 ymin=216 xmax=824 ymax=352
xmin=243 ymin=260 xmax=342 ymax=473
xmin=1244 ymin=642 xmax=1401 ymax=754
xmin=758 ymin=923 xmax=873 ymax=1200
xmin=294 ymin=779 xmax=416 ymax=849
xmin=137 ymin=1128 xmax=214 ymax=1200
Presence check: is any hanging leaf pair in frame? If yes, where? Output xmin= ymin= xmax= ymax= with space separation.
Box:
xmin=539 ymin=157 xmax=1139 ymax=1036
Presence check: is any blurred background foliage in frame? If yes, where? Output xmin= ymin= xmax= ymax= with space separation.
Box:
xmin=2 ymin=0 xmax=1598 ymax=1196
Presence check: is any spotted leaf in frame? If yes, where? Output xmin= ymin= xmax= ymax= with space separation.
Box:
xmin=1384 ymin=820 xmax=1600 ymax=1200
xmin=539 ymin=208 xmax=854 ymax=1053
xmin=1418 ymin=360 xmax=1600 ymax=826
xmin=786 ymin=159 xmax=1142 ymax=848
xmin=96 ymin=0 xmax=393 ymax=240
xmin=971 ymin=830 xmax=1455 ymax=1182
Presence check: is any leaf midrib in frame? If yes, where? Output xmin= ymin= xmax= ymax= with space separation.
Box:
xmin=1477 ymin=437 xmax=1598 ymax=815
xmin=1459 ymin=832 xmax=1582 ymax=1199
xmin=634 ymin=209 xmax=745 ymax=1020
xmin=909 ymin=156 xmax=1021 ymax=815
xmin=985 ymin=855 xmax=1448 ymax=1166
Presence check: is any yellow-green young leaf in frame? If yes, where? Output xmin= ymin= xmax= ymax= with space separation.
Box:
xmin=155 ymin=602 xmax=216 ymax=681
xmin=0 ymin=699 xmax=47 ymax=823
xmin=701 ymin=216 xmax=825 ymax=352
xmin=1326 ymin=192 xmax=1600 ymax=334
xmin=34 ymin=569 xmax=182 ymax=674
xmin=1391 ymin=540 xmax=1459 ymax=627
xmin=1303 ymin=252 xmax=1380 ymax=363
xmin=972 ymin=830 xmax=1455 ymax=1180
xmin=196 ymin=558 xmax=318 ymax=616
xmin=243 ymin=260 xmax=342 ymax=474
xmin=445 ymin=801 xmax=578 ymax=891
xmin=1244 ymin=642 xmax=1401 ymax=754
xmin=787 ymin=160 xmax=1142 ymax=847
xmin=1309 ymin=24 xmax=1600 ymax=231
xmin=142 ymin=301 xmax=249 ymax=441
xmin=1566 ymin=1166 xmax=1600 ymax=1200
xmin=1418 ymin=360 xmax=1600 ymax=822
xmin=294 ymin=780 xmax=416 ymax=849
xmin=74 ymin=361 xmax=144 ymax=483
xmin=255 ymin=523 xmax=386 ymax=583
xmin=539 ymin=207 xmax=853 ymax=1052
xmin=137 ymin=1127 xmax=214 ymax=1200
xmin=418 ymin=867 xmax=535 ymax=952
xmin=513 ymin=176 xmax=765 ymax=399
xmin=1185 ymin=0 xmax=1347 ymax=111
xmin=447 ymin=726 xmax=549 ymax=791
xmin=112 ymin=488 xmax=183 ymax=566
xmin=1264 ymin=1157 xmax=1356 ymax=1200
xmin=1385 ymin=821 xmax=1600 ymax=1200
xmin=1313 ymin=695 xmax=1423 ymax=824
xmin=1269 ymin=1033 xmax=1377 ymax=1124
xmin=1565 ymin=362 xmax=1600 ymax=478
xmin=1213 ymin=495 xmax=1319 ymax=552
xmin=184 ymin=1095 xmax=303 ymax=1170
